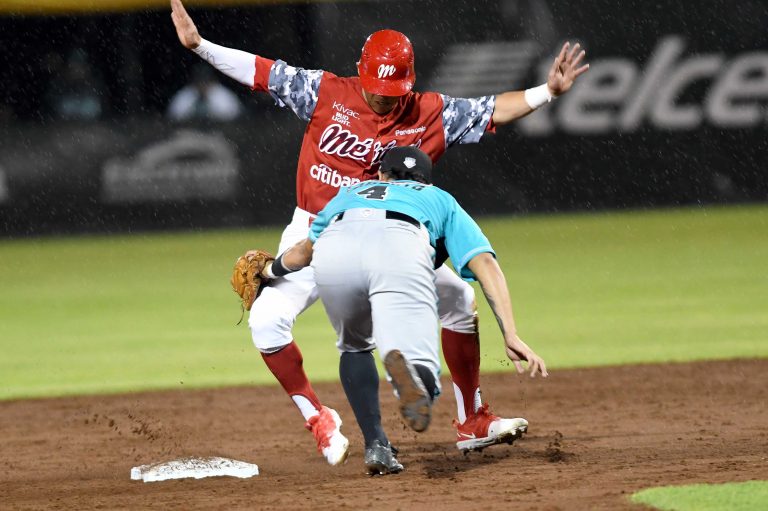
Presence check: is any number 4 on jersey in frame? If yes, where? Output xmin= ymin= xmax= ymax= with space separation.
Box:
xmin=356 ymin=185 xmax=389 ymax=200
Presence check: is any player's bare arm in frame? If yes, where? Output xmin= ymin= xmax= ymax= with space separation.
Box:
xmin=492 ymin=42 xmax=589 ymax=126
xmin=280 ymin=238 xmax=314 ymax=271
xmin=259 ymin=238 xmax=314 ymax=279
xmin=467 ymin=253 xmax=548 ymax=378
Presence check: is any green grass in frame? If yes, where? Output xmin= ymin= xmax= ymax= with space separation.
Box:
xmin=1 ymin=205 xmax=766 ymax=399
xmin=478 ymin=205 xmax=768 ymax=370
xmin=631 ymin=480 xmax=768 ymax=510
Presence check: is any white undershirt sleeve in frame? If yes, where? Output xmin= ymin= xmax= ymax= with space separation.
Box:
xmin=192 ymin=38 xmax=257 ymax=87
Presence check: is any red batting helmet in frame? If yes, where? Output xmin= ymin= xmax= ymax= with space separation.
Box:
xmin=357 ymin=30 xmax=415 ymax=97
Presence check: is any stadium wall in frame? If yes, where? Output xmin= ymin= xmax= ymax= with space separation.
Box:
xmin=1 ymin=0 xmax=766 ymax=235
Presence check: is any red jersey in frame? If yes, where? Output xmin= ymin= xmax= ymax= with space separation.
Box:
xmin=253 ymin=57 xmax=496 ymax=215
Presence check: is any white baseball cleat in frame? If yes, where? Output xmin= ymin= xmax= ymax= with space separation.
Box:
xmin=305 ymin=406 xmax=350 ymax=466
xmin=454 ymin=404 xmax=528 ymax=452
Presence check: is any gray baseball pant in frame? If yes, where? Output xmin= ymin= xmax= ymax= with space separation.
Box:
xmin=311 ymin=208 xmax=441 ymax=387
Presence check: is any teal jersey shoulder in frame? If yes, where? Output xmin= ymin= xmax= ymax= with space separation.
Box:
xmin=310 ymin=180 xmax=494 ymax=280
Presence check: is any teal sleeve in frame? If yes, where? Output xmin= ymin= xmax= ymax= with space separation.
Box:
xmin=310 ymin=184 xmax=371 ymax=241
xmin=308 ymin=217 xmax=326 ymax=243
xmin=309 ymin=197 xmax=339 ymax=243
xmin=443 ymin=199 xmax=495 ymax=280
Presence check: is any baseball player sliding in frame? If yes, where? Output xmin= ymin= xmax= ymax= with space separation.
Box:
xmin=171 ymin=0 xmax=587 ymax=466
xmin=254 ymin=146 xmax=547 ymax=474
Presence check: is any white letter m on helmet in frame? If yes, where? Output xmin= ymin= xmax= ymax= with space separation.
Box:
xmin=377 ymin=64 xmax=396 ymax=79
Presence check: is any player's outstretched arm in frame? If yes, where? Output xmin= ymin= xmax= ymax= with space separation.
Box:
xmin=546 ymin=42 xmax=589 ymax=96
xmin=467 ymin=253 xmax=548 ymax=378
xmin=492 ymin=41 xmax=589 ymax=126
xmin=170 ymin=0 xmax=258 ymax=87
xmin=171 ymin=0 xmax=201 ymax=49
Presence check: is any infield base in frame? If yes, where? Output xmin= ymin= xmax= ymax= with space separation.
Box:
xmin=130 ymin=456 xmax=259 ymax=482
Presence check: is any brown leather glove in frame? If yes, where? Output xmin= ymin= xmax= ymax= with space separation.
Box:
xmin=230 ymin=249 xmax=275 ymax=321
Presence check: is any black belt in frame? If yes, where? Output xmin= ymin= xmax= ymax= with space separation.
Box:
xmin=335 ymin=210 xmax=420 ymax=228
xmin=385 ymin=210 xmax=420 ymax=227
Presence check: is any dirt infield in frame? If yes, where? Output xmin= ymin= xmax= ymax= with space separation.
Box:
xmin=2 ymin=359 xmax=766 ymax=510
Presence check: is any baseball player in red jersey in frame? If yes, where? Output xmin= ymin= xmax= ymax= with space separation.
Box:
xmin=171 ymin=0 xmax=588 ymax=466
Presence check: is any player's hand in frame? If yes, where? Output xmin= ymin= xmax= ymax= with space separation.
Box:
xmin=170 ymin=0 xmax=202 ymax=49
xmin=546 ymin=42 xmax=589 ymax=97
xmin=505 ymin=335 xmax=548 ymax=378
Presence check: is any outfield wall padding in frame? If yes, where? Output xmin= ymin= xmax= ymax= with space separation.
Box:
xmin=1 ymin=0 xmax=766 ymax=235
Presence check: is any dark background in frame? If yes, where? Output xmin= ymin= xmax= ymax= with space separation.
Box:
xmin=1 ymin=0 xmax=766 ymax=236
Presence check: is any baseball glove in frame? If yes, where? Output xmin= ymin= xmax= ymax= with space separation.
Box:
xmin=230 ymin=249 xmax=275 ymax=323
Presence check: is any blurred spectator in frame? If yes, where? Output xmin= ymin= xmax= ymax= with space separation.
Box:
xmin=44 ymin=49 xmax=105 ymax=121
xmin=167 ymin=65 xmax=243 ymax=122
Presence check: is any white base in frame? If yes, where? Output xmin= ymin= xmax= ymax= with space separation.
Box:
xmin=131 ymin=456 xmax=259 ymax=483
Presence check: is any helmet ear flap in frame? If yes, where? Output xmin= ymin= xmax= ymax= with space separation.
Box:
xmin=357 ymin=30 xmax=415 ymax=96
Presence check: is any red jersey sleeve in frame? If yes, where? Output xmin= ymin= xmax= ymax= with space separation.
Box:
xmin=486 ymin=115 xmax=497 ymax=134
xmin=253 ymin=56 xmax=276 ymax=92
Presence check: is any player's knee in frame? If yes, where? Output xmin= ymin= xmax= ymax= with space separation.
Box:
xmin=248 ymin=289 xmax=295 ymax=353
xmin=438 ymin=282 xmax=477 ymax=333
xmin=248 ymin=315 xmax=287 ymax=352
xmin=457 ymin=283 xmax=477 ymax=312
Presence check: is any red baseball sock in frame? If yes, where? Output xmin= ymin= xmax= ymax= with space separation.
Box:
xmin=442 ymin=328 xmax=480 ymax=422
xmin=261 ymin=341 xmax=322 ymax=418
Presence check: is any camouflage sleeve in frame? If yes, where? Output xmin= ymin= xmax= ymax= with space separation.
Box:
xmin=440 ymin=94 xmax=496 ymax=147
xmin=268 ymin=60 xmax=324 ymax=122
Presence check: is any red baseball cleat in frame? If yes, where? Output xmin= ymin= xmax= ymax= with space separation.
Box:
xmin=454 ymin=404 xmax=528 ymax=453
xmin=305 ymin=406 xmax=350 ymax=466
